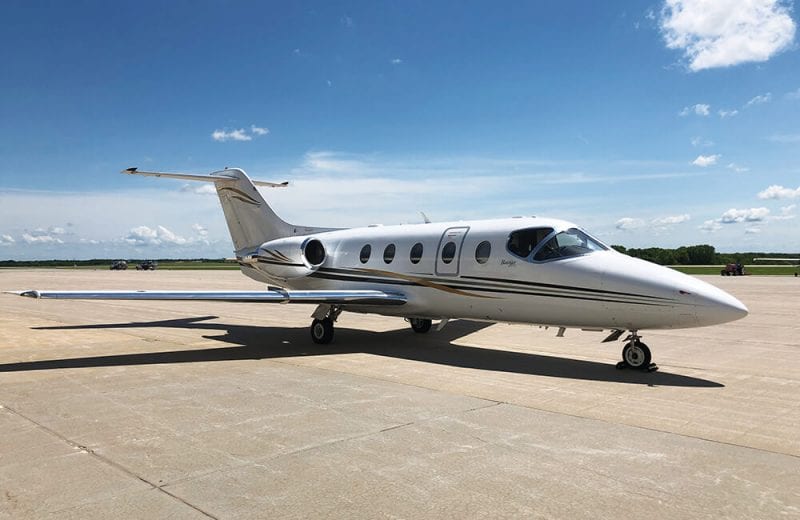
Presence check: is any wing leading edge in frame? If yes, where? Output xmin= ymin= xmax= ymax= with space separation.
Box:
xmin=11 ymin=289 xmax=406 ymax=306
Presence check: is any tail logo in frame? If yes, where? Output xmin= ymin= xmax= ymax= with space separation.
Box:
xmin=218 ymin=187 xmax=261 ymax=206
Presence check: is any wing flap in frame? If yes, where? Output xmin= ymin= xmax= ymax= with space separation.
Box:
xmin=10 ymin=289 xmax=406 ymax=306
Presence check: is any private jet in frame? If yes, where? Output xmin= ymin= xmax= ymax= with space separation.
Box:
xmin=12 ymin=167 xmax=749 ymax=371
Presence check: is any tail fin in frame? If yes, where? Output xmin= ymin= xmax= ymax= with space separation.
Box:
xmin=123 ymin=167 xmax=326 ymax=256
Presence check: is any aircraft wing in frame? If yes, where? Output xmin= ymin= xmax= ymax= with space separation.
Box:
xmin=10 ymin=289 xmax=406 ymax=306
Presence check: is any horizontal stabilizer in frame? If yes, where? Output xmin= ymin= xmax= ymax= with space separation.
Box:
xmin=10 ymin=289 xmax=406 ymax=306
xmin=122 ymin=167 xmax=288 ymax=188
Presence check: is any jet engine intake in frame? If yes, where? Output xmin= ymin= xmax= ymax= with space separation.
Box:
xmin=256 ymin=236 xmax=327 ymax=279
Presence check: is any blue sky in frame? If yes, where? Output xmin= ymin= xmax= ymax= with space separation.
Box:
xmin=1 ymin=0 xmax=798 ymax=259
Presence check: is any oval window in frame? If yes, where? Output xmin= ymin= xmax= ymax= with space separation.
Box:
xmin=475 ymin=241 xmax=491 ymax=264
xmin=359 ymin=244 xmax=371 ymax=264
xmin=410 ymin=242 xmax=423 ymax=264
xmin=441 ymin=241 xmax=456 ymax=264
xmin=383 ymin=244 xmax=396 ymax=264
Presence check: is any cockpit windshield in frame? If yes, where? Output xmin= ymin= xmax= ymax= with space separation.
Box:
xmin=533 ymin=228 xmax=608 ymax=261
xmin=507 ymin=227 xmax=554 ymax=258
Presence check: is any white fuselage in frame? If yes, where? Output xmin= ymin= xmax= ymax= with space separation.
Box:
xmin=239 ymin=217 xmax=748 ymax=331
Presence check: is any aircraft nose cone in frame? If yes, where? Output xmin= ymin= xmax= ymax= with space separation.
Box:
xmin=694 ymin=287 xmax=749 ymax=326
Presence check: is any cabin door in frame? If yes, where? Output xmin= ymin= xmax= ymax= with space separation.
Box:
xmin=435 ymin=227 xmax=469 ymax=276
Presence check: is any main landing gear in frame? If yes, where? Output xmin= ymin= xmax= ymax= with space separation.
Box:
xmin=615 ymin=331 xmax=658 ymax=372
xmin=409 ymin=318 xmax=432 ymax=333
xmin=310 ymin=305 xmax=342 ymax=345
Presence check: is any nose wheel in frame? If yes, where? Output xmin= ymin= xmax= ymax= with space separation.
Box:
xmin=615 ymin=332 xmax=658 ymax=372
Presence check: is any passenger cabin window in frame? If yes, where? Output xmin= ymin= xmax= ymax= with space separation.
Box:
xmin=441 ymin=241 xmax=456 ymax=264
xmin=383 ymin=244 xmax=396 ymax=264
xmin=475 ymin=241 xmax=491 ymax=264
xmin=410 ymin=242 xmax=423 ymax=264
xmin=533 ymin=228 xmax=608 ymax=261
xmin=507 ymin=228 xmax=554 ymax=258
xmin=359 ymin=244 xmax=371 ymax=264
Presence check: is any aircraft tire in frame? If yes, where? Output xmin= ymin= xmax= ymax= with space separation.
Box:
xmin=410 ymin=318 xmax=432 ymax=333
xmin=622 ymin=341 xmax=651 ymax=369
xmin=311 ymin=318 xmax=334 ymax=344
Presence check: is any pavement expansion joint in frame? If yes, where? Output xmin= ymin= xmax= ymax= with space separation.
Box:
xmin=2 ymin=403 xmax=220 ymax=519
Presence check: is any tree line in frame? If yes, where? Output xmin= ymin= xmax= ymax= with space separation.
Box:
xmin=611 ymin=245 xmax=798 ymax=266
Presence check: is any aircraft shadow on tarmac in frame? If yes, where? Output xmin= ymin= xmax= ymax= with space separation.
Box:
xmin=2 ymin=317 xmax=723 ymax=388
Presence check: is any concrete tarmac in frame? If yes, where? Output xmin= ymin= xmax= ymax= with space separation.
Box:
xmin=0 ymin=269 xmax=798 ymax=519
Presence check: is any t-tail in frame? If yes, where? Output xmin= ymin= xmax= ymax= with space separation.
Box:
xmin=122 ymin=167 xmax=330 ymax=257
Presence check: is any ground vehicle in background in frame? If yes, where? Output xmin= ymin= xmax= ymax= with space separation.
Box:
xmin=110 ymin=260 xmax=128 ymax=270
xmin=721 ymin=263 xmax=744 ymax=276
xmin=136 ymin=260 xmax=157 ymax=271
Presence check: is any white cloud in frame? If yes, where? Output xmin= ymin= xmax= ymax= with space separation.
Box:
xmin=660 ymin=0 xmax=796 ymax=71
xmin=340 ymin=15 xmax=354 ymax=28
xmin=615 ymin=217 xmax=646 ymax=230
xmin=726 ymin=163 xmax=749 ymax=173
xmin=786 ymin=88 xmax=800 ymax=100
xmin=679 ymin=103 xmax=710 ymax=116
xmin=699 ymin=219 xmax=722 ymax=232
xmin=782 ymin=204 xmax=797 ymax=215
xmin=211 ymin=124 xmax=270 ymax=142
xmin=718 ymin=109 xmax=738 ymax=118
xmin=692 ymin=154 xmax=720 ymax=167
xmin=767 ymin=134 xmax=800 ymax=143
xmin=192 ymin=223 xmax=209 ymax=238
xmin=745 ymin=92 xmax=772 ymax=107
xmin=0 ymin=234 xmax=15 ymax=246
xmin=212 ymin=129 xmax=252 ymax=142
xmin=181 ymin=183 xmax=217 ymax=195
xmin=758 ymin=185 xmax=800 ymax=199
xmin=390 ymin=58 xmax=403 ymax=64
xmin=616 ymin=214 xmax=690 ymax=231
xmin=123 ymin=225 xmax=189 ymax=246
xmin=691 ymin=136 xmax=713 ymax=147
xmin=301 ymin=151 xmax=371 ymax=175
xmin=720 ymin=207 xmax=770 ymax=223
xmin=745 ymin=227 xmax=761 ymax=234
xmin=652 ymin=214 xmax=691 ymax=226
xmin=21 ymin=233 xmax=64 ymax=244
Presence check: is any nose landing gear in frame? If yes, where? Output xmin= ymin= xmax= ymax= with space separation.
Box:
xmin=615 ymin=331 xmax=658 ymax=372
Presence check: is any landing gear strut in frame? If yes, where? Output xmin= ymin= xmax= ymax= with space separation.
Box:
xmin=310 ymin=305 xmax=342 ymax=344
xmin=615 ymin=331 xmax=658 ymax=372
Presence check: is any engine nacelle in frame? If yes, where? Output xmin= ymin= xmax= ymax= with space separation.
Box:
xmin=256 ymin=236 xmax=327 ymax=279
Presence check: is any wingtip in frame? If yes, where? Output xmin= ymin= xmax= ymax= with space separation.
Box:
xmin=5 ymin=290 xmax=41 ymax=298
xmin=122 ymin=167 xmax=138 ymax=174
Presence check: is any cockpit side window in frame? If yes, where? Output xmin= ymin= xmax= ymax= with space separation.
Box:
xmin=507 ymin=228 xmax=554 ymax=258
xmin=533 ymin=228 xmax=608 ymax=261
